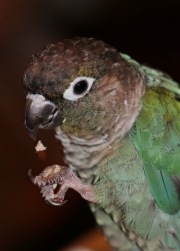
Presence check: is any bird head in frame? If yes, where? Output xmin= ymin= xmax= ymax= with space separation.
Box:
xmin=23 ymin=37 xmax=145 ymax=141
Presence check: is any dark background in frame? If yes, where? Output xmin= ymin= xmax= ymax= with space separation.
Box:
xmin=0 ymin=0 xmax=180 ymax=250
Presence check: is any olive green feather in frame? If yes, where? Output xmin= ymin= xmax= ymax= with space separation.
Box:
xmin=129 ymin=74 xmax=180 ymax=215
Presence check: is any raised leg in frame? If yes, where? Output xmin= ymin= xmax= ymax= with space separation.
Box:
xmin=28 ymin=165 xmax=97 ymax=206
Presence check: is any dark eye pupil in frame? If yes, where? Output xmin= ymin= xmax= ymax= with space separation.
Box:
xmin=74 ymin=80 xmax=88 ymax=95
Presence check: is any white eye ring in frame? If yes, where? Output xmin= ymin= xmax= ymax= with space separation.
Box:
xmin=63 ymin=76 xmax=95 ymax=101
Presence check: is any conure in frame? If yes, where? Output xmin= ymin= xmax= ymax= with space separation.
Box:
xmin=24 ymin=37 xmax=180 ymax=251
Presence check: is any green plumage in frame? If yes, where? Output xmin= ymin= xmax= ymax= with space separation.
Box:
xmin=92 ymin=57 xmax=180 ymax=250
xmin=24 ymin=38 xmax=180 ymax=251
xmin=131 ymin=87 xmax=180 ymax=214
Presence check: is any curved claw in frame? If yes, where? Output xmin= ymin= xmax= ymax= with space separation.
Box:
xmin=44 ymin=198 xmax=68 ymax=206
xmin=28 ymin=169 xmax=35 ymax=184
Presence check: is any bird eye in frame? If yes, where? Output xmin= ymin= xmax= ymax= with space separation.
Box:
xmin=63 ymin=76 xmax=95 ymax=101
xmin=74 ymin=80 xmax=88 ymax=95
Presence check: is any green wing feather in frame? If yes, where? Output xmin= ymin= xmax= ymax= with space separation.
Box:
xmin=93 ymin=56 xmax=180 ymax=250
xmin=129 ymin=67 xmax=180 ymax=215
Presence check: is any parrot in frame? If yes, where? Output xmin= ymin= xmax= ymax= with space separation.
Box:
xmin=23 ymin=37 xmax=180 ymax=251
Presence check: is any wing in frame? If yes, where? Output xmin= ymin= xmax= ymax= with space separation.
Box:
xmin=129 ymin=70 xmax=180 ymax=215
xmin=121 ymin=52 xmax=180 ymax=95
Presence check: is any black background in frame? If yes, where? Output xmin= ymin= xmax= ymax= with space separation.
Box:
xmin=0 ymin=1 xmax=180 ymax=250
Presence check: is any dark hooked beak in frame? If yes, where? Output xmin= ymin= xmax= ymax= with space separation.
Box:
xmin=24 ymin=94 xmax=61 ymax=140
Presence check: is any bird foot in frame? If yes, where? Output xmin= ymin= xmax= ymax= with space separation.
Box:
xmin=28 ymin=165 xmax=97 ymax=206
